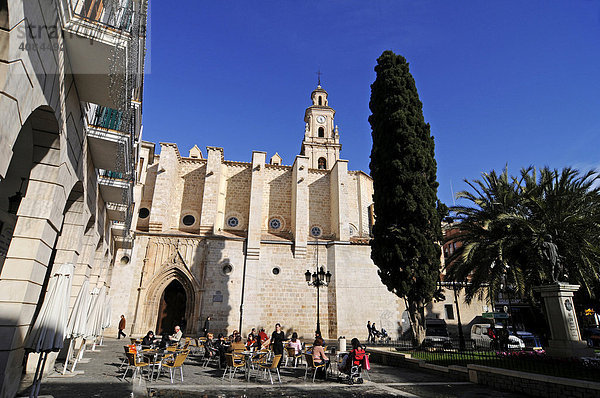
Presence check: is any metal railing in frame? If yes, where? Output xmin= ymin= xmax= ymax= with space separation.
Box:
xmin=374 ymin=338 xmax=600 ymax=382
xmin=71 ymin=0 xmax=134 ymax=31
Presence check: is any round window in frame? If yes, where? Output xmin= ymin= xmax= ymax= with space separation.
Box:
xmin=269 ymin=218 xmax=282 ymax=230
xmin=227 ymin=217 xmax=239 ymax=228
xmin=310 ymin=226 xmax=322 ymax=237
xmin=182 ymin=215 xmax=196 ymax=226
xmin=272 ymin=267 xmax=280 ymax=276
xmin=120 ymin=255 xmax=130 ymax=265
xmin=222 ymin=264 xmax=233 ymax=275
xmin=139 ymin=208 xmax=150 ymax=219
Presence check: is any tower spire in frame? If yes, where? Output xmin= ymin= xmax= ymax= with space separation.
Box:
xmin=316 ymin=69 xmax=323 ymax=87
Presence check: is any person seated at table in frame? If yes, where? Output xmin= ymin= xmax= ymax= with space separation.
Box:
xmin=246 ymin=334 xmax=257 ymax=350
xmin=258 ymin=328 xmax=269 ymax=344
xmin=312 ymin=336 xmax=329 ymax=378
xmin=169 ymin=325 xmax=182 ymax=344
xmin=228 ymin=335 xmax=246 ymax=352
xmin=157 ymin=332 xmax=170 ymax=349
xmin=213 ymin=333 xmax=227 ymax=367
xmin=204 ymin=333 xmax=217 ymax=357
xmin=228 ymin=329 xmax=240 ymax=342
xmin=340 ymin=338 xmax=366 ymax=373
xmin=141 ymin=330 xmax=155 ymax=346
xmin=287 ymin=332 xmax=302 ymax=355
xmin=248 ymin=328 xmax=257 ymax=340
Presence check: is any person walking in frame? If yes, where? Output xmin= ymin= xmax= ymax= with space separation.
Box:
xmin=367 ymin=321 xmax=373 ymax=343
xmin=203 ymin=316 xmax=211 ymax=337
xmin=118 ymin=315 xmax=126 ymax=339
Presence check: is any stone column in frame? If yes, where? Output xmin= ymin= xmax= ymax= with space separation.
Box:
xmin=330 ymin=160 xmax=349 ymax=241
xmin=536 ymin=283 xmax=594 ymax=357
xmin=246 ymin=152 xmax=266 ymax=260
xmin=148 ymin=144 xmax=180 ymax=232
xmin=291 ymin=156 xmax=309 ymax=258
xmin=199 ymin=147 xmax=224 ymax=234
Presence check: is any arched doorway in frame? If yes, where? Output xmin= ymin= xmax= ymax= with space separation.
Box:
xmin=156 ymin=280 xmax=187 ymax=335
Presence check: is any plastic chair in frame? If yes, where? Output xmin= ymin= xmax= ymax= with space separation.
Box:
xmin=304 ymin=353 xmax=326 ymax=382
xmin=160 ymin=350 xmax=189 ymax=383
xmin=121 ymin=353 xmax=148 ymax=383
xmin=259 ymin=354 xmax=282 ymax=384
xmin=222 ymin=353 xmax=245 ymax=381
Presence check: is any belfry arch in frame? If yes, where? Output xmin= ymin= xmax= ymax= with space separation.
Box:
xmin=139 ymin=257 xmax=202 ymax=336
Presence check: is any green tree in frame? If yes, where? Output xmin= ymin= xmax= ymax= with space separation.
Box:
xmin=369 ymin=51 xmax=442 ymax=345
xmin=446 ymin=167 xmax=600 ymax=303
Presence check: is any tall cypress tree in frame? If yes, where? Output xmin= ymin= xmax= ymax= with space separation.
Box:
xmin=369 ymin=51 xmax=442 ymax=344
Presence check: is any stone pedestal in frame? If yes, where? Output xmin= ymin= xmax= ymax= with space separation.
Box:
xmin=535 ymin=283 xmax=594 ymax=357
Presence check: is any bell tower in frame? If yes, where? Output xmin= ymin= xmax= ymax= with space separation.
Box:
xmin=300 ymin=85 xmax=341 ymax=170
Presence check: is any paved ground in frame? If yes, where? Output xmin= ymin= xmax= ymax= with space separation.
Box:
xmin=20 ymin=338 xmax=527 ymax=397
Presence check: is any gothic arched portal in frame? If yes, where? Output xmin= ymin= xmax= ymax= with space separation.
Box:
xmin=156 ymin=280 xmax=187 ymax=334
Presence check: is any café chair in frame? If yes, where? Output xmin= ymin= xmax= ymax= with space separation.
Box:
xmin=259 ymin=354 xmax=282 ymax=384
xmin=304 ymin=354 xmax=326 ymax=383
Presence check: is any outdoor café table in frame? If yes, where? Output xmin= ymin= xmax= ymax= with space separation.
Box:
xmin=141 ymin=349 xmax=169 ymax=381
xmin=240 ymin=351 xmax=263 ymax=382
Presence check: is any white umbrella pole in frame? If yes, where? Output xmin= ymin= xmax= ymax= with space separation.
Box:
xmin=29 ymin=353 xmax=44 ymax=398
xmin=62 ymin=339 xmax=74 ymax=375
xmin=71 ymin=339 xmax=86 ymax=372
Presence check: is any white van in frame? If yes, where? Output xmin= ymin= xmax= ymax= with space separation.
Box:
xmin=470 ymin=324 xmax=524 ymax=350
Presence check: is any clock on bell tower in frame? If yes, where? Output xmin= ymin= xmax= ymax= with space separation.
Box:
xmin=300 ymin=84 xmax=341 ymax=170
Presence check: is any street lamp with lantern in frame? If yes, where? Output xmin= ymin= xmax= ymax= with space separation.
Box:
xmin=305 ymin=240 xmax=331 ymax=336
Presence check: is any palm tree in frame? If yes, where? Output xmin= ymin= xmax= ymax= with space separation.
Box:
xmin=445 ymin=167 xmax=600 ymax=303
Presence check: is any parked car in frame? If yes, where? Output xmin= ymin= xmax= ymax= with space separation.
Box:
xmin=514 ymin=331 xmax=543 ymax=351
xmin=470 ymin=324 xmax=524 ymax=350
xmin=422 ymin=319 xmax=452 ymax=349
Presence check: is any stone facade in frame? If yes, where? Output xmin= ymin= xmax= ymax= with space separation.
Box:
xmin=110 ymin=86 xmax=488 ymax=344
xmin=0 ymin=0 xmax=147 ymax=396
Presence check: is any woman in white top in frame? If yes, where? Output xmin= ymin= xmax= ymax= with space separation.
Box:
xmin=288 ymin=332 xmax=302 ymax=354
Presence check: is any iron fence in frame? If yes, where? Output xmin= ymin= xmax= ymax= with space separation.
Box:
xmin=370 ymin=338 xmax=600 ymax=382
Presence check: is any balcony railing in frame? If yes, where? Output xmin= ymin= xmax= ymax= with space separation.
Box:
xmin=90 ymin=105 xmax=124 ymax=130
xmin=72 ymin=0 xmax=134 ymax=32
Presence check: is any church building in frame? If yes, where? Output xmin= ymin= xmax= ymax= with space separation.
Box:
xmin=107 ymin=85 xmax=485 ymax=340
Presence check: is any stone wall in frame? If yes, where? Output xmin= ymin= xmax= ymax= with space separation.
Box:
xmin=307 ymin=170 xmax=331 ymax=237
xmin=223 ymin=163 xmax=252 ymax=231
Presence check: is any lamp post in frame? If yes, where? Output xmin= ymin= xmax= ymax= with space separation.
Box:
xmin=305 ymin=239 xmax=331 ymax=336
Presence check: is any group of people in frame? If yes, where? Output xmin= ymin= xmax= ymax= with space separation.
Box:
xmin=201 ymin=322 xmax=366 ymax=380
xmin=137 ymin=325 xmax=184 ymax=349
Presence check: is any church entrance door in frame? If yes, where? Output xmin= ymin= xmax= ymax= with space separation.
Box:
xmin=156 ymin=280 xmax=187 ymax=335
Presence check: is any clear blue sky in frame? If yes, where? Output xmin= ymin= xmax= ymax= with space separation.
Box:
xmin=142 ymin=1 xmax=600 ymax=206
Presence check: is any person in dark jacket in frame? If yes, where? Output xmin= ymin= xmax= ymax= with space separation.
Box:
xmin=141 ymin=331 xmax=155 ymax=346
xmin=203 ymin=316 xmax=211 ymax=337
xmin=118 ymin=315 xmax=126 ymax=339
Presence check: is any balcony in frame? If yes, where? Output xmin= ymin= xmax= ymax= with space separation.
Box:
xmin=106 ymin=202 xmax=128 ymax=222
xmin=111 ymin=221 xmax=133 ymax=249
xmin=58 ymin=0 xmax=146 ymax=109
xmin=98 ymin=169 xmax=132 ymax=205
xmin=86 ymin=105 xmax=132 ymax=174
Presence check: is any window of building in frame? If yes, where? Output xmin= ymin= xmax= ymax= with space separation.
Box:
xmin=310 ymin=226 xmax=322 ymax=237
xmin=227 ymin=216 xmax=239 ymax=228
xmin=318 ymin=127 xmax=324 ymax=137
xmin=318 ymin=157 xmax=326 ymax=169
xmin=139 ymin=207 xmax=150 ymax=219
xmin=120 ymin=255 xmax=130 ymax=265
xmin=272 ymin=267 xmax=280 ymax=275
xmin=222 ymin=264 xmax=233 ymax=275
xmin=182 ymin=215 xmax=195 ymax=226
xmin=444 ymin=304 xmax=455 ymax=320
xmin=318 ymin=97 xmax=322 ymax=106
xmin=269 ymin=218 xmax=282 ymax=230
